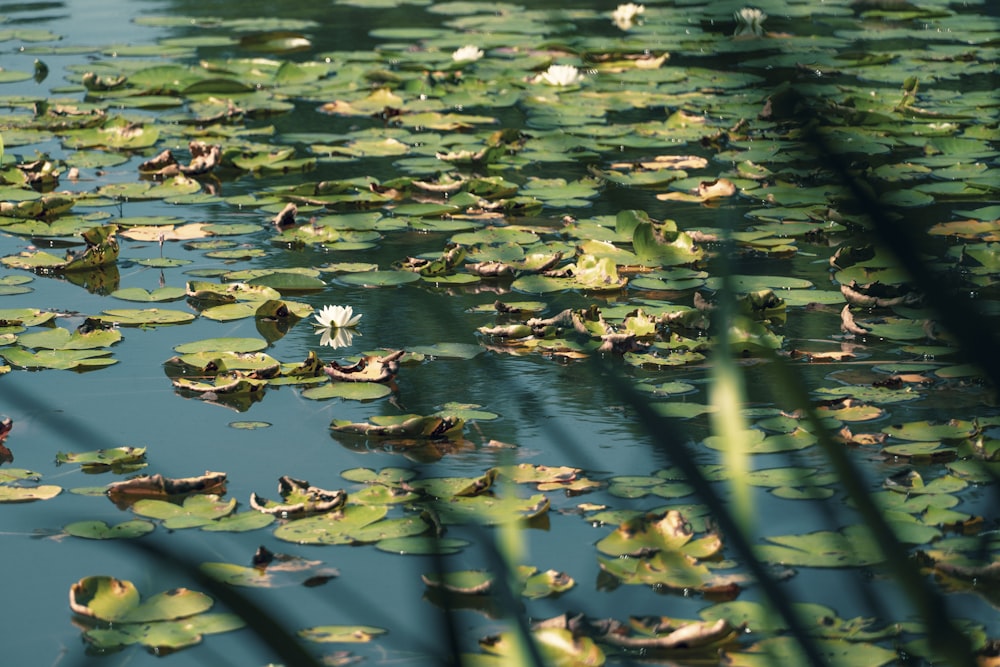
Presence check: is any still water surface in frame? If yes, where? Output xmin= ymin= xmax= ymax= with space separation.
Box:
xmin=0 ymin=0 xmax=996 ymax=665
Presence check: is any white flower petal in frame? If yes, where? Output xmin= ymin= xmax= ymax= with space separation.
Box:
xmin=535 ymin=64 xmax=584 ymax=86
xmin=452 ymin=45 xmax=484 ymax=62
xmin=612 ymin=3 xmax=644 ymax=31
xmin=314 ymin=304 xmax=363 ymax=329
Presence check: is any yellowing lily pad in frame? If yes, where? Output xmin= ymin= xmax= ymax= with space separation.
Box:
xmin=68 ymin=575 xmax=243 ymax=652
xmin=0 ymin=468 xmax=61 ymax=502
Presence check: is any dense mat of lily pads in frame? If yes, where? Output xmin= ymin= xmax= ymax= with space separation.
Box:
xmin=1 ymin=0 xmax=999 ymax=664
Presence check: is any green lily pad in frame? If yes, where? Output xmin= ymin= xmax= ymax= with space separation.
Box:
xmin=375 ymin=536 xmax=470 ymax=555
xmin=340 ymin=467 xmax=417 ymax=485
xmin=98 ymin=308 xmax=196 ymax=327
xmin=55 ymin=446 xmax=147 ymax=473
xmin=110 ymin=287 xmax=187 ymax=302
xmin=299 ymin=625 xmax=387 ymax=643
xmin=131 ymin=494 xmax=237 ymax=529
xmin=301 ymin=382 xmax=392 ymax=401
xmin=246 ymin=272 xmax=326 ymax=292
xmin=704 ymin=428 xmax=816 ymax=454
xmin=1 ymin=347 xmax=116 ymax=371
xmin=705 ymin=274 xmax=814 ymax=291
xmin=64 ymin=520 xmax=155 ymax=540
xmin=755 ymin=524 xmax=884 ymax=568
xmin=406 ymin=343 xmax=483 ymax=359
xmin=883 ymin=420 xmax=977 ymax=441
xmin=274 ymin=504 xmax=389 ymax=545
xmin=724 ymin=636 xmax=897 ymax=667
xmin=174 ymin=337 xmax=267 ymax=354
xmin=69 ymin=575 xmax=243 ymax=652
xmin=421 ymin=488 xmax=549 ymax=526
xmin=17 ymin=326 xmax=121 ymax=350
xmin=336 ymin=270 xmax=421 ymax=287
xmin=0 ymin=309 xmax=55 ymax=326
xmin=229 ymin=421 xmax=271 ymax=430
xmin=422 ymin=569 xmax=492 ymax=594
xmin=69 ymin=576 xmax=212 ymax=623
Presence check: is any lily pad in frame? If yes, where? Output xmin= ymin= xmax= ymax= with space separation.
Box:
xmin=55 ymin=446 xmax=147 ymax=473
xmin=299 ymin=625 xmax=387 ymax=643
xmin=0 ymin=468 xmax=61 ymax=502
xmin=336 ymin=270 xmax=421 ymax=287
xmin=110 ymin=287 xmax=187 ymax=302
xmin=98 ymin=309 xmax=196 ymax=327
xmin=64 ymin=520 xmax=156 ymax=540
xmin=755 ymin=524 xmax=884 ymax=568
xmin=174 ymin=337 xmax=267 ymax=354
xmin=69 ymin=576 xmax=243 ymax=652
xmin=131 ymin=494 xmax=237 ymax=529
xmin=301 ymin=382 xmax=392 ymax=401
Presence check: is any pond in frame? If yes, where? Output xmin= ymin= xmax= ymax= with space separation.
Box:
xmin=1 ymin=0 xmax=999 ymax=665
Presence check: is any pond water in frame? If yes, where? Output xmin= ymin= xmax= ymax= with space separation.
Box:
xmin=1 ymin=0 xmax=999 ymax=665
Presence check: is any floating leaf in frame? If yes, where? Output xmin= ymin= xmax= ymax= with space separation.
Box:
xmin=131 ymin=494 xmax=237 ymax=529
xmin=55 ymin=446 xmax=146 ymax=473
xmin=273 ymin=504 xmax=389 ymax=545
xmin=174 ymin=337 xmax=267 ymax=354
xmin=110 ymin=287 xmax=187 ymax=302
xmin=250 ymin=476 xmax=346 ymax=517
xmin=375 ymin=536 xmax=470 ymax=555
xmin=756 ymin=524 xmax=884 ymax=568
xmin=64 ymin=520 xmax=155 ymax=540
xmin=336 ymin=270 xmax=421 ymax=287
xmin=302 ymin=382 xmax=392 ymax=401
xmin=69 ymin=576 xmax=212 ymax=623
xmin=0 ymin=467 xmax=61 ymax=502
xmin=17 ymin=326 xmax=121 ymax=350
xmin=98 ymin=308 xmax=195 ymax=327
xmin=69 ymin=576 xmax=243 ymax=652
xmin=299 ymin=625 xmax=387 ymax=643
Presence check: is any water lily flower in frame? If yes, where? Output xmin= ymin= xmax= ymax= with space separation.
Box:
xmin=318 ymin=326 xmax=358 ymax=350
xmin=534 ymin=64 xmax=584 ymax=86
xmin=611 ymin=3 xmax=644 ymax=31
xmin=734 ymin=7 xmax=767 ymax=37
xmin=452 ymin=45 xmax=484 ymax=63
xmin=314 ymin=304 xmax=362 ymax=329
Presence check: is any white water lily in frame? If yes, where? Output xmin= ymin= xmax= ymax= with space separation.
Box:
xmin=734 ymin=7 xmax=767 ymax=37
xmin=318 ymin=326 xmax=358 ymax=349
xmin=534 ymin=64 xmax=584 ymax=86
xmin=314 ymin=304 xmax=362 ymax=329
xmin=611 ymin=3 xmax=644 ymax=31
xmin=452 ymin=45 xmax=484 ymax=63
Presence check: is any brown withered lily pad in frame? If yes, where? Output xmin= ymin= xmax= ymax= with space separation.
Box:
xmin=0 ymin=417 xmax=13 ymax=465
xmin=840 ymin=304 xmax=872 ymax=337
xmin=593 ymin=616 xmax=740 ymax=651
xmin=324 ymin=349 xmax=404 ymax=383
xmin=840 ymin=281 xmax=921 ymax=308
xmin=172 ymin=375 xmax=268 ymax=395
xmin=3 ymin=224 xmax=119 ymax=274
xmin=657 ymin=178 xmax=737 ymax=203
xmin=106 ymin=471 xmax=227 ymax=505
xmin=138 ymin=141 xmax=220 ymax=177
xmin=250 ymin=476 xmax=347 ymax=517
xmin=272 ymin=202 xmax=298 ymax=229
xmin=332 ymin=414 xmax=464 ymax=440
